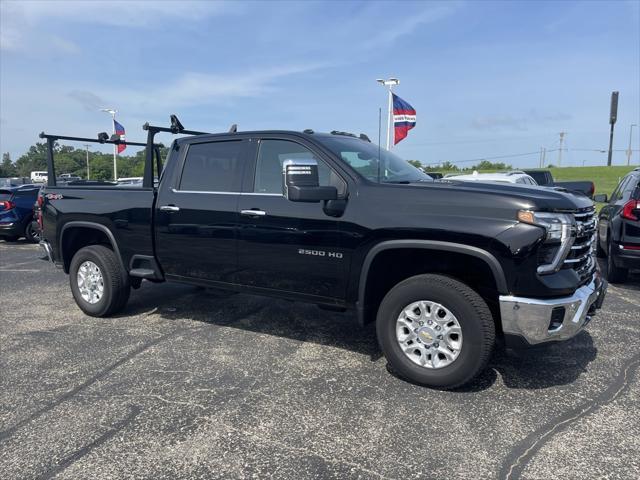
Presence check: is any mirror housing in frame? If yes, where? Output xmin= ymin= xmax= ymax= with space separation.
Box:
xmin=593 ymin=193 xmax=608 ymax=203
xmin=283 ymin=159 xmax=338 ymax=203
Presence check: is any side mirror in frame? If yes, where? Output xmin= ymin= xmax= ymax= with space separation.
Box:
xmin=283 ymin=159 xmax=337 ymax=203
xmin=593 ymin=193 xmax=608 ymax=203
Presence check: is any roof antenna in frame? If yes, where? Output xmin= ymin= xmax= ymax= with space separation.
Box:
xmin=170 ymin=114 xmax=184 ymax=133
xmin=229 ymin=124 xmax=238 ymax=133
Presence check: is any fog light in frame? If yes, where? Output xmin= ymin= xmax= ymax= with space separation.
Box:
xmin=548 ymin=307 xmax=565 ymax=331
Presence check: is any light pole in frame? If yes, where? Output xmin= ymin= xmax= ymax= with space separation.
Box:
xmin=376 ymin=78 xmax=399 ymax=150
xmin=627 ymin=124 xmax=637 ymax=166
xmin=558 ymin=132 xmax=566 ymax=167
xmin=100 ymin=108 xmax=118 ymax=180
xmin=83 ymin=144 xmax=90 ymax=180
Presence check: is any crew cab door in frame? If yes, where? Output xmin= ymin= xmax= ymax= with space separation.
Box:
xmin=154 ymin=138 xmax=249 ymax=283
xmin=235 ymin=138 xmax=349 ymax=301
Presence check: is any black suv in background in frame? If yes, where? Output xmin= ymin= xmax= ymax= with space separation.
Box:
xmin=596 ymin=168 xmax=640 ymax=283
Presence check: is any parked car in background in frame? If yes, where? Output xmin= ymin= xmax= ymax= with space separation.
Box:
xmin=444 ymin=171 xmax=538 ymax=185
xmin=116 ymin=177 xmax=144 ymax=186
xmin=595 ymin=167 xmax=640 ymax=283
xmin=0 ymin=177 xmax=31 ymax=187
xmin=30 ymin=171 xmax=48 ymax=183
xmin=0 ymin=184 xmax=42 ymax=242
xmin=57 ymin=175 xmax=82 ymax=184
xmin=524 ymin=169 xmax=595 ymax=198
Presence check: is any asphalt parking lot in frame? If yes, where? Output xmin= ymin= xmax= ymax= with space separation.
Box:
xmin=1 ymin=240 xmax=639 ymax=479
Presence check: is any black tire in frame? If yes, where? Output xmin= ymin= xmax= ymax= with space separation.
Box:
xmin=376 ymin=274 xmax=495 ymax=389
xmin=596 ymin=231 xmax=606 ymax=258
xmin=69 ymin=245 xmax=130 ymax=317
xmin=2 ymin=236 xmax=19 ymax=242
xmin=606 ymin=240 xmax=628 ymax=284
xmin=24 ymin=220 xmax=40 ymax=243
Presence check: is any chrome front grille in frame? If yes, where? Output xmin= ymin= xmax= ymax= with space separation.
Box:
xmin=563 ymin=207 xmax=597 ymax=283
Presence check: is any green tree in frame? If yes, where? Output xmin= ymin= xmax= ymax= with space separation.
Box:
xmin=14 ymin=143 xmax=49 ymax=177
xmin=468 ymin=160 xmax=512 ymax=171
xmin=0 ymin=152 xmax=17 ymax=177
xmin=407 ymin=160 xmax=423 ymax=169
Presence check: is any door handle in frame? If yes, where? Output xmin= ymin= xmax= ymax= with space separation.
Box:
xmin=240 ymin=209 xmax=266 ymax=217
xmin=159 ymin=205 xmax=180 ymax=212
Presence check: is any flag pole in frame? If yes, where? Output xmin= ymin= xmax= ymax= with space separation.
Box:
xmin=386 ymin=86 xmax=393 ymax=150
xmin=100 ymin=108 xmax=118 ymax=181
xmin=112 ymin=111 xmax=117 ymax=181
xmin=376 ymin=78 xmax=399 ymax=151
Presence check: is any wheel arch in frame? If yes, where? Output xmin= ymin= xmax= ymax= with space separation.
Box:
xmin=356 ymin=240 xmax=508 ymax=326
xmin=60 ymin=221 xmax=125 ymax=274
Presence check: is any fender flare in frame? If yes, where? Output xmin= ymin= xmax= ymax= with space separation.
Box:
xmin=60 ymin=221 xmax=125 ymax=273
xmin=356 ymin=240 xmax=508 ymax=325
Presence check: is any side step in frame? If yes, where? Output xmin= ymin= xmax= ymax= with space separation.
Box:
xmin=129 ymin=255 xmax=164 ymax=281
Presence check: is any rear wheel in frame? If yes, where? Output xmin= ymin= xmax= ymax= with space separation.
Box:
xmin=376 ymin=274 xmax=495 ymax=389
xmin=70 ymin=245 xmax=130 ymax=317
xmin=24 ymin=220 xmax=41 ymax=243
xmin=606 ymin=240 xmax=628 ymax=284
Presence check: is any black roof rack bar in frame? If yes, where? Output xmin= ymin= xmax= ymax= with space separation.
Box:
xmin=142 ymin=123 xmax=209 ymax=136
xmin=39 ymin=132 xmax=148 ymax=147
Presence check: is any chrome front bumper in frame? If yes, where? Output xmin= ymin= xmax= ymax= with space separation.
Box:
xmin=499 ymin=276 xmax=606 ymax=346
xmin=40 ymin=240 xmax=54 ymax=263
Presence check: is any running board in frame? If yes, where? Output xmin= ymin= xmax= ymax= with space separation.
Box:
xmin=129 ymin=255 xmax=164 ymax=280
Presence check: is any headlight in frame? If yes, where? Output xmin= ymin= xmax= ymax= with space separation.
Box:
xmin=518 ymin=210 xmax=575 ymax=274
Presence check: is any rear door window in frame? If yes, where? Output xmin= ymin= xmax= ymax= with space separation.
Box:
xmin=179 ymin=140 xmax=245 ymax=192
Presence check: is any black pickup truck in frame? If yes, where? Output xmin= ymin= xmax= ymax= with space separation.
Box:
xmin=524 ymin=169 xmax=595 ymax=198
xmin=38 ymin=118 xmax=607 ymax=389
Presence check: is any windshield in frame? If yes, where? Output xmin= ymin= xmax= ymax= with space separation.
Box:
xmin=316 ymin=136 xmax=432 ymax=183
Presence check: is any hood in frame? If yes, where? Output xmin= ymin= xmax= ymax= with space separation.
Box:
xmin=428 ymin=180 xmax=594 ymax=211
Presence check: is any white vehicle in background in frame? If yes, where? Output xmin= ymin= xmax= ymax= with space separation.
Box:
xmin=116 ymin=177 xmax=144 ymax=186
xmin=30 ymin=171 xmax=48 ymax=183
xmin=445 ymin=171 xmax=538 ymax=185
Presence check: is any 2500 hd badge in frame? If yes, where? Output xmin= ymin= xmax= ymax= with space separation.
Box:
xmin=298 ymin=249 xmax=343 ymax=258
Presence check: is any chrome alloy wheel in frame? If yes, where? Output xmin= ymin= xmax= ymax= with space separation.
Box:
xmin=77 ymin=261 xmax=104 ymax=304
xmin=396 ymin=301 xmax=463 ymax=369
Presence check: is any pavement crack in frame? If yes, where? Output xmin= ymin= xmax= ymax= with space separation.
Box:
xmin=0 ymin=327 xmax=190 ymax=442
xmin=34 ymin=405 xmax=141 ymax=480
xmin=500 ymin=352 xmax=640 ymax=480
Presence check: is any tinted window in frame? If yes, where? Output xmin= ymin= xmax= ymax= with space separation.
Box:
xmin=180 ymin=141 xmax=244 ymax=192
xmin=316 ymin=136 xmax=430 ymax=184
xmin=254 ymin=139 xmax=345 ymax=195
xmin=611 ymin=176 xmax=631 ymax=202
xmin=14 ymin=189 xmax=38 ymax=198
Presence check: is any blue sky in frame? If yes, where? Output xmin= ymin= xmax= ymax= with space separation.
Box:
xmin=1 ymin=0 xmax=639 ymax=167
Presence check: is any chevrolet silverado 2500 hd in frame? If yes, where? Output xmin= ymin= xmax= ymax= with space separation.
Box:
xmin=37 ymin=118 xmax=607 ymax=389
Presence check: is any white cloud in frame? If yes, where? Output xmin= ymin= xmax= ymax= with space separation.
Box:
xmin=0 ymin=0 xmax=238 ymax=52
xmin=68 ymin=62 xmax=332 ymax=113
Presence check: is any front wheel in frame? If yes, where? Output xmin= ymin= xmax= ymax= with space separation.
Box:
xmin=376 ymin=274 xmax=495 ymax=389
xmin=70 ymin=245 xmax=130 ymax=317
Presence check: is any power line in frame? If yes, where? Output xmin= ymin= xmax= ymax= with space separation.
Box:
xmin=422 ymin=149 xmax=558 ymax=167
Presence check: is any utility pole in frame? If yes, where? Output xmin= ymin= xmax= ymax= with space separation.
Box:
xmin=627 ymin=124 xmax=637 ymax=165
xmin=558 ymin=132 xmax=566 ymax=167
xmin=83 ymin=144 xmax=90 ymax=180
xmin=539 ymin=147 xmax=546 ymax=168
xmin=376 ymin=78 xmax=399 ymax=150
xmin=607 ymin=91 xmax=619 ymax=167
xmin=100 ymin=108 xmax=118 ymax=180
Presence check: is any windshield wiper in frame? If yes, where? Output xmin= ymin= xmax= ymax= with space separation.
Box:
xmin=383 ymin=180 xmax=412 ymax=184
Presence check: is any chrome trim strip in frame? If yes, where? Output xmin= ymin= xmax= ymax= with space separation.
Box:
xmin=170 ymin=188 xmax=281 ymax=196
